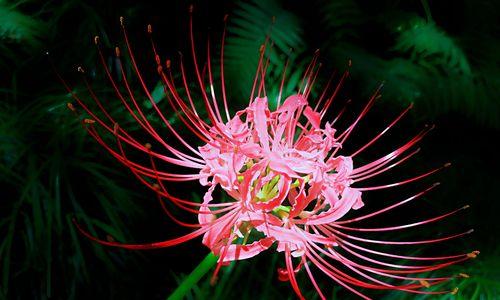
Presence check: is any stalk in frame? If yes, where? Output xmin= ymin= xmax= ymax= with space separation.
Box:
xmin=167 ymin=252 xmax=218 ymax=300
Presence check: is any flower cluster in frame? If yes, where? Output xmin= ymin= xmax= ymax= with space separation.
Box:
xmin=64 ymin=8 xmax=477 ymax=299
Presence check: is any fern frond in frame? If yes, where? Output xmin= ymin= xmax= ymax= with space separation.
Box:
xmin=225 ymin=0 xmax=306 ymax=108
xmin=393 ymin=16 xmax=471 ymax=76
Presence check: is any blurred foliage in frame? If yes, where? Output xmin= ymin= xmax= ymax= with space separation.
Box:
xmin=0 ymin=0 xmax=46 ymax=66
xmin=0 ymin=1 xmax=149 ymax=299
xmin=0 ymin=0 xmax=499 ymax=299
xmin=317 ymin=0 xmax=500 ymax=127
xmin=225 ymin=0 xmax=307 ymax=110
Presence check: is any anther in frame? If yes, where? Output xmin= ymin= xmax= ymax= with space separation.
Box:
xmin=115 ymin=47 xmax=121 ymax=57
xmin=94 ymin=36 xmax=100 ymax=45
xmin=450 ymin=287 xmax=459 ymax=295
xmin=147 ymin=24 xmax=152 ymax=34
xmin=462 ymin=204 xmax=470 ymax=210
xmin=419 ymin=280 xmax=430 ymax=288
xmin=144 ymin=143 xmax=152 ymax=150
xmin=444 ymin=162 xmax=452 ymax=168
xmin=84 ymin=119 xmax=96 ymax=124
xmin=189 ymin=4 xmax=194 ymax=13
xmin=113 ymin=123 xmax=119 ymax=134
xmin=459 ymin=273 xmax=470 ymax=278
xmin=120 ymin=16 xmax=125 ymax=26
xmin=152 ymin=183 xmax=160 ymax=191
xmin=348 ymin=59 xmax=352 ymax=67
xmin=77 ymin=66 xmax=85 ymax=73
xmin=467 ymin=251 xmax=479 ymax=258
xmin=67 ymin=103 xmax=75 ymax=111
xmin=224 ymin=14 xmax=229 ymax=22
xmin=433 ymin=182 xmax=441 ymax=187
xmin=165 ymin=59 xmax=171 ymax=68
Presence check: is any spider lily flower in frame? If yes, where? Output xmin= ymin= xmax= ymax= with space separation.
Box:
xmin=61 ymin=6 xmax=477 ymax=300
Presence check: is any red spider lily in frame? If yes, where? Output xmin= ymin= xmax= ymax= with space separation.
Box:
xmin=59 ymin=6 xmax=477 ymax=300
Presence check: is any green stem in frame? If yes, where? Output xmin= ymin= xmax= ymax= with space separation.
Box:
xmin=167 ymin=252 xmax=218 ymax=300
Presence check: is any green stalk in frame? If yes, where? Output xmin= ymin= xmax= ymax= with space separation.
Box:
xmin=167 ymin=252 xmax=218 ymax=300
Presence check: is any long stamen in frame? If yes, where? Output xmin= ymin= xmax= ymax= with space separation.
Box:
xmin=220 ymin=14 xmax=231 ymax=121
xmin=331 ymin=205 xmax=469 ymax=232
xmin=72 ymin=208 xmax=239 ymax=250
xmin=351 ymin=103 xmax=413 ymax=157
xmin=337 ymin=183 xmax=439 ymax=224
xmin=356 ymin=163 xmax=450 ymax=191
xmin=188 ymin=5 xmax=221 ymax=126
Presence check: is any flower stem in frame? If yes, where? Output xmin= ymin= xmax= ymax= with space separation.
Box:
xmin=167 ymin=252 xmax=218 ymax=300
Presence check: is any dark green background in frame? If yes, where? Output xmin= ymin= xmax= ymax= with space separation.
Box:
xmin=1 ymin=0 xmax=499 ymax=299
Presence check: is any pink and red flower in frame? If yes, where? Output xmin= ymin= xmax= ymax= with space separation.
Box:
xmin=64 ymin=8 xmax=477 ymax=299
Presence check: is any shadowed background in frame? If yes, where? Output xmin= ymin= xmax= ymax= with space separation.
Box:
xmin=1 ymin=0 xmax=499 ymax=299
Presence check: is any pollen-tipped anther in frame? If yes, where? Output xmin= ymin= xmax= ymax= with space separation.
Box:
xmin=419 ymin=280 xmax=430 ymax=288
xmin=67 ymin=103 xmax=75 ymax=111
xmin=451 ymin=287 xmax=459 ymax=295
xmin=467 ymin=251 xmax=479 ymax=258
xmin=94 ymin=36 xmax=100 ymax=45
xmin=119 ymin=16 xmax=125 ymax=26
xmin=145 ymin=143 xmax=152 ymax=150
xmin=459 ymin=273 xmax=470 ymax=278
xmin=84 ymin=119 xmax=95 ymax=124
xmin=147 ymin=24 xmax=152 ymax=34
xmin=77 ymin=66 xmax=85 ymax=73
xmin=115 ymin=47 xmax=121 ymax=57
